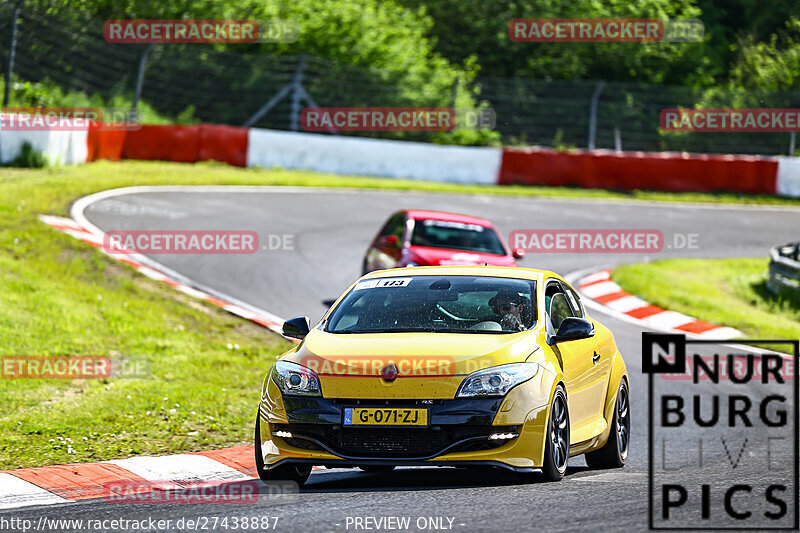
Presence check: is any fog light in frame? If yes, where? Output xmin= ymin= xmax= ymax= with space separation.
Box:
xmin=488 ymin=432 xmax=518 ymax=440
xmin=274 ymin=430 xmax=293 ymax=438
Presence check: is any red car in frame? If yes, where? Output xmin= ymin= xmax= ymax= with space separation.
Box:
xmin=363 ymin=210 xmax=524 ymax=274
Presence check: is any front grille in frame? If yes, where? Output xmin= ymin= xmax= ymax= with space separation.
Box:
xmin=339 ymin=428 xmax=448 ymax=457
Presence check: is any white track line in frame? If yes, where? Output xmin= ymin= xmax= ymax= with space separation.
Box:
xmin=70 ymin=189 xmax=287 ymax=333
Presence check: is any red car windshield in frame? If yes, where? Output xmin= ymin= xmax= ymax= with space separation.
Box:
xmin=410 ymin=219 xmax=506 ymax=255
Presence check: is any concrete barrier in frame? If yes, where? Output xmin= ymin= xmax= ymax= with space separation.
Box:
xmin=11 ymin=119 xmax=800 ymax=199
xmin=0 ymin=129 xmax=88 ymax=165
xmin=246 ymin=128 xmax=503 ymax=184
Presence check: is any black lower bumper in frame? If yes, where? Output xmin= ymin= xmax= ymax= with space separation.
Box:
xmin=265 ymin=457 xmax=540 ymax=474
xmin=273 ymin=397 xmax=515 ymax=461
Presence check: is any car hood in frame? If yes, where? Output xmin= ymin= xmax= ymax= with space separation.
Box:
xmin=281 ymin=328 xmax=541 ymax=399
xmin=408 ymin=245 xmax=515 ymax=267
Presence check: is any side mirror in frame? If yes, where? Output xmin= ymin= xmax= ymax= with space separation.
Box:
xmin=282 ymin=316 xmax=311 ymax=340
xmin=512 ymin=248 xmax=526 ymax=259
xmin=551 ymin=317 xmax=595 ymax=344
xmin=384 ymin=234 xmax=399 ymax=247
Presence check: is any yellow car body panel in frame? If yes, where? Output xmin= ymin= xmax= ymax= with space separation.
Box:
xmin=257 ymin=266 xmax=628 ymax=472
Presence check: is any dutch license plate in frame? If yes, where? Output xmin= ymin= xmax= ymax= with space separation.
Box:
xmin=343 ymin=407 xmax=428 ymax=426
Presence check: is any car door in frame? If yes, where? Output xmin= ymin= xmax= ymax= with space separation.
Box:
xmin=545 ymin=280 xmax=607 ymax=432
xmin=562 ymin=282 xmax=611 ymax=423
xmin=365 ymin=213 xmax=406 ymax=271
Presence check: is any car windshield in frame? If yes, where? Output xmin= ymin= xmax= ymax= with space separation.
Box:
xmin=325 ymin=276 xmax=537 ymax=334
xmin=410 ymin=219 xmax=506 ymax=255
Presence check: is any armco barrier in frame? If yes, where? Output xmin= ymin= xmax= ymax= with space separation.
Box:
xmin=768 ymin=242 xmax=800 ymax=295
xmin=499 ymin=148 xmax=781 ymax=195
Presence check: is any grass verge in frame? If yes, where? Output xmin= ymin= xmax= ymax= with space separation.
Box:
xmin=612 ymin=258 xmax=800 ymax=344
xmin=3 ymin=160 xmax=800 ymax=469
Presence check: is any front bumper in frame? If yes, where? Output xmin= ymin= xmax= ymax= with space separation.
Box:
xmin=272 ymin=396 xmax=515 ymax=460
xmin=258 ymin=388 xmax=552 ymax=471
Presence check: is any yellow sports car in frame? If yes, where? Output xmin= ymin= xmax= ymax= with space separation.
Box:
xmin=255 ymin=266 xmax=629 ymax=485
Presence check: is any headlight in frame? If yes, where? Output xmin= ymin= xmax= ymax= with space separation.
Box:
xmin=271 ymin=361 xmax=321 ymax=396
xmin=456 ymin=363 xmax=539 ymax=398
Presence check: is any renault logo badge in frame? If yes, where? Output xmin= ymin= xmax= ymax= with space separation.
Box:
xmin=380 ymin=363 xmax=400 ymax=381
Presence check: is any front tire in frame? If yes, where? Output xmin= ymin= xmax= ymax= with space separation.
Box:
xmin=254 ymin=417 xmax=312 ymax=486
xmin=585 ymin=379 xmax=630 ymax=469
xmin=541 ymin=385 xmax=570 ymax=481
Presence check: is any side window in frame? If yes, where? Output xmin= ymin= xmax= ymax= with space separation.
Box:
xmin=379 ymin=213 xmax=406 ymax=242
xmin=545 ymin=281 xmax=579 ymax=331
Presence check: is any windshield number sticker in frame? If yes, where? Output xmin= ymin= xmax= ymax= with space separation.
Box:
xmin=423 ymin=219 xmax=483 ymax=232
xmin=354 ymin=277 xmax=413 ymax=290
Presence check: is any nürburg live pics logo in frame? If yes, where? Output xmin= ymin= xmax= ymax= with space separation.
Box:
xmin=643 ymin=333 xmax=798 ymax=530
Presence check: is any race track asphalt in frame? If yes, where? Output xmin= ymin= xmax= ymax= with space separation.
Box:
xmin=6 ymin=187 xmax=799 ymax=532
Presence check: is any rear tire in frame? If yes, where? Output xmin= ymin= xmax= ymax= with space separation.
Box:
xmin=585 ymin=379 xmax=630 ymax=469
xmin=541 ymin=385 xmax=570 ymax=482
xmin=254 ymin=417 xmax=312 ymax=486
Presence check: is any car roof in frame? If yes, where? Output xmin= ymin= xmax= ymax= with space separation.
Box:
xmin=402 ymin=210 xmax=494 ymax=227
xmin=360 ymin=265 xmax=563 ymax=283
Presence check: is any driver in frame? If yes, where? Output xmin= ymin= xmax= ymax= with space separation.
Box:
xmin=489 ymin=289 xmax=526 ymax=331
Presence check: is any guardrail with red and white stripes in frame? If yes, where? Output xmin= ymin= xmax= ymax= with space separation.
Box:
xmin=2 ymin=123 xmax=799 ymax=196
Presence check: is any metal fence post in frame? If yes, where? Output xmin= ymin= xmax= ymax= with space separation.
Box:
xmin=587 ymin=81 xmax=605 ymax=150
xmin=450 ymin=75 xmax=459 ymax=109
xmin=130 ymin=43 xmax=154 ymax=122
xmin=3 ymin=0 xmax=24 ymax=107
xmin=790 ymin=131 xmax=796 ymax=156
xmin=289 ymin=54 xmax=307 ymax=131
